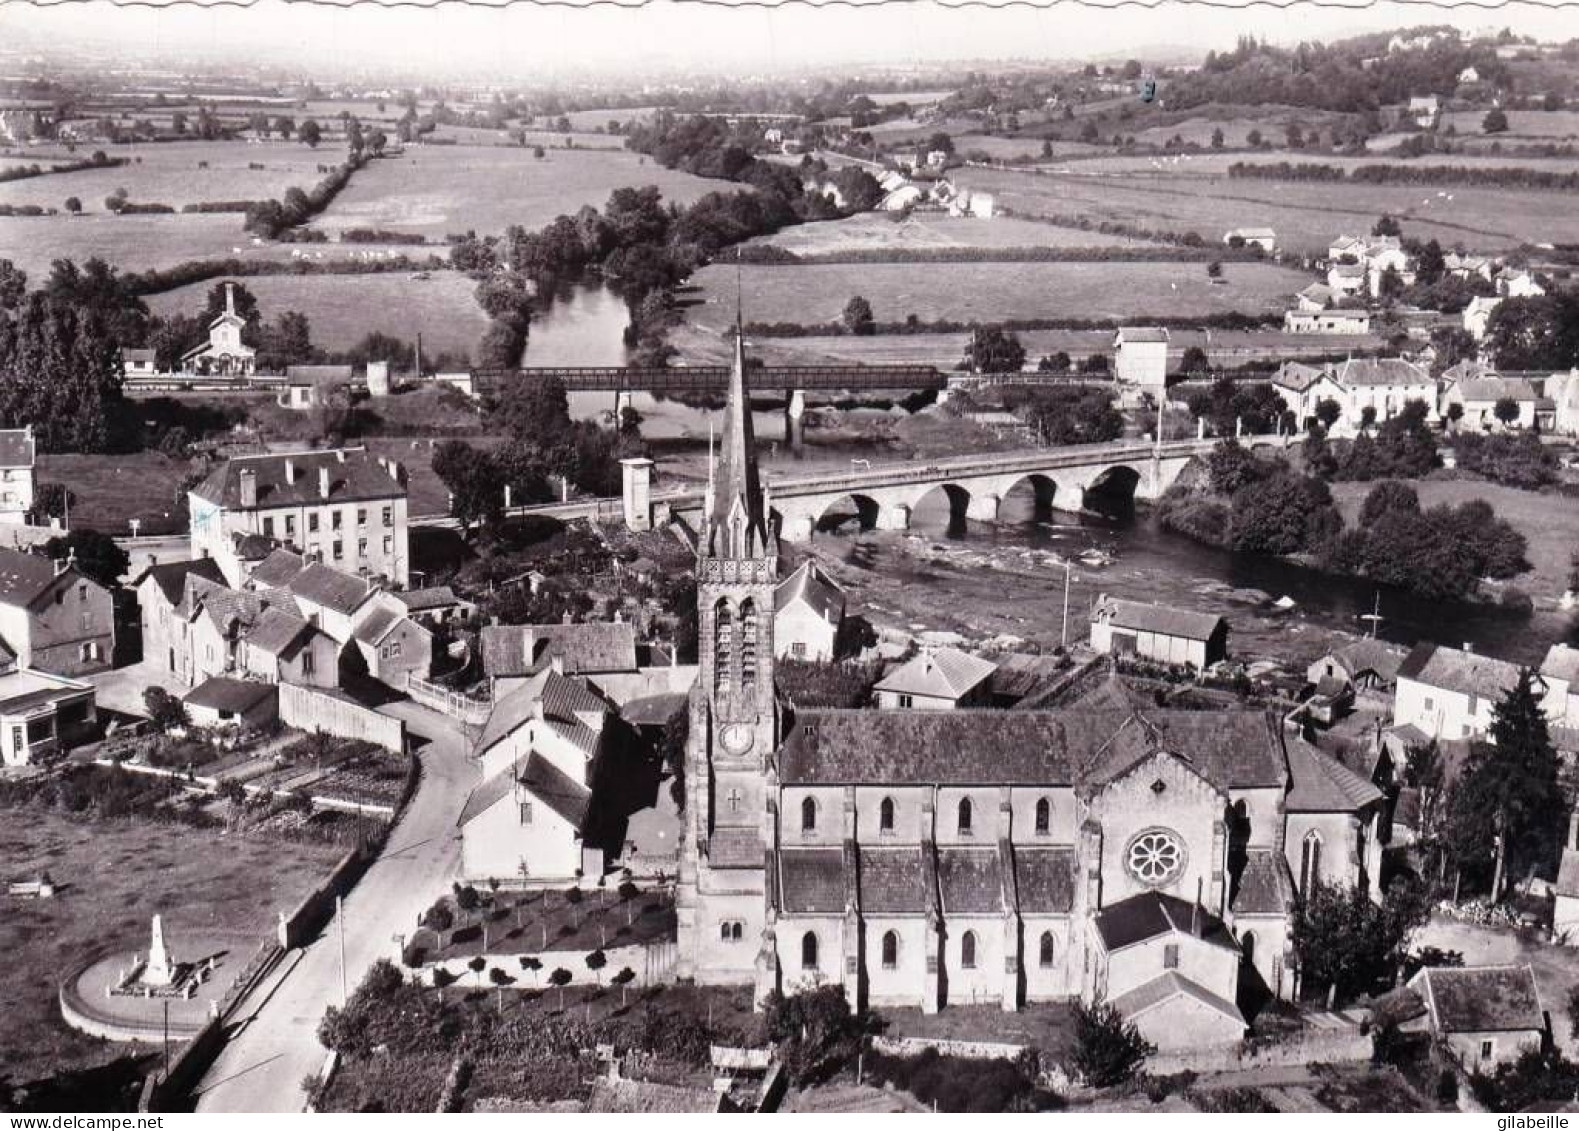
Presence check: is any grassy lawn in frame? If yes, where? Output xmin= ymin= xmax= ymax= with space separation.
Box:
xmin=690 ymin=260 xmax=1306 ymax=331
xmin=37 ymin=451 xmax=195 ymax=536
xmin=414 ymin=888 xmax=676 ymax=963
xmin=0 ymin=212 xmax=256 ymax=281
xmin=1328 ymin=478 xmax=1579 ymax=600
xmin=746 ymin=212 xmax=1157 ymax=256
xmin=145 ymin=271 xmax=489 ymax=360
xmin=0 ymin=808 xmax=342 ymax=1094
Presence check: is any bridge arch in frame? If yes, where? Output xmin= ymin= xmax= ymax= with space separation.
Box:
xmin=999 ymin=473 xmax=1061 ymax=522
xmin=908 ymin=482 xmax=972 ymax=536
xmin=1084 ymin=465 xmax=1142 ymax=514
xmin=811 ymin=492 xmax=883 ymax=535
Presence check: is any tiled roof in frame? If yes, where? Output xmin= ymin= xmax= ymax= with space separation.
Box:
xmin=122 ymin=348 xmax=157 ymax=363
xmin=481 ymin=622 xmax=639 ymax=678
xmin=191 ymin=448 xmax=405 ymax=510
xmin=1111 ymin=971 xmax=1246 ymax=1027
xmin=286 ymin=364 xmax=354 ymax=383
xmin=457 ymin=767 xmax=516 ymax=826
xmin=936 ymin=849 xmax=1002 ymax=914
xmin=1329 ymin=638 xmax=1408 ymax=683
xmin=519 ymin=754 xmax=592 ymax=830
xmin=183 ymin=676 xmax=276 ymax=714
xmin=352 ymin=605 xmax=400 ymax=646
xmin=1116 ymin=327 xmax=1169 ymax=344
xmin=249 ymin=548 xmax=305 ymax=589
xmin=775 ymin=561 xmax=846 ymax=623
xmin=1397 ymin=643 xmax=1524 ymax=701
xmin=286 ymin=562 xmax=374 ymax=616
xmin=0 ymin=428 xmax=34 ymax=469
xmin=857 ymin=847 xmax=931 ymax=914
xmin=473 ymin=670 xmax=608 ymax=757
xmin=394 ymin=586 xmax=467 ymax=613
xmin=1285 ymin=738 xmax=1384 ymax=812
xmin=709 ymin=827 xmax=763 ymax=869
xmin=133 ymin=557 xmax=227 ymax=607
xmin=585 ymin=1079 xmax=722 ymax=1114
xmin=1015 ymin=847 xmax=1076 ymax=914
xmin=780 ymin=709 xmax=1289 ymax=792
xmin=1456 ymin=377 xmax=1539 ymax=403
xmin=0 ymin=547 xmax=64 ymax=606
xmin=1272 ymin=362 xmax=1330 ymax=392
xmin=1414 ymin=964 xmax=1544 ymax=1034
xmin=1297 ymin=283 xmax=1332 ymax=302
xmin=1094 ymin=891 xmax=1237 ymax=953
xmin=873 ymin=648 xmax=997 ymax=700
xmin=540 ymin=670 xmax=610 ymax=724
xmin=1232 ymin=849 xmax=1294 ymax=914
xmin=1542 ymin=644 xmax=1579 ymax=686
xmin=1093 ymin=595 xmax=1224 ymax=642
xmin=1558 ymin=848 xmax=1579 ymax=898
xmin=1336 ymin=358 xmax=1430 ymax=387
xmin=779 ymin=848 xmax=847 ymax=915
xmin=246 ymin=605 xmax=316 ymax=656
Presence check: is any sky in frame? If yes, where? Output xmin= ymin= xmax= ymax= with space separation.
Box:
xmin=6 ymin=0 xmax=1579 ymax=81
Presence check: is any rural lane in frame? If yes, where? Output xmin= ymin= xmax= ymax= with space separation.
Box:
xmin=192 ymin=699 xmax=476 ymax=1113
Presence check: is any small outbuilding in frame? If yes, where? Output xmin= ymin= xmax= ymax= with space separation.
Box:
xmin=1089 ymin=595 xmax=1227 ymax=669
xmin=183 ymin=677 xmax=278 ymax=730
xmin=874 ymin=647 xmax=996 ymax=710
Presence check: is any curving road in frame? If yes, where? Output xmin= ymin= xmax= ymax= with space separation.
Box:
xmin=192 ymin=699 xmax=475 ymax=1113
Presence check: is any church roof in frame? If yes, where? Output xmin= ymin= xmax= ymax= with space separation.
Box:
xmin=705 ymin=327 xmax=770 ymax=559
xmin=779 ymin=848 xmax=847 ymax=915
xmin=778 ymin=709 xmax=1290 ymax=793
xmin=709 ymin=827 xmax=764 ymax=869
xmin=1284 ymin=738 xmax=1384 ymax=812
xmin=937 ymin=848 xmax=1003 ymax=914
xmin=857 ymin=847 xmax=932 ymax=914
xmin=1231 ymin=849 xmax=1295 ymax=915
xmin=1014 ymin=847 xmax=1077 ymax=914
xmin=1093 ymin=891 xmax=1238 ymax=953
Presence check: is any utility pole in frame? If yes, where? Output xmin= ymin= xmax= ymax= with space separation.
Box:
xmin=337 ymin=895 xmax=347 ymax=1005
xmin=162 ymin=1000 xmax=170 ymax=1078
xmin=1061 ymin=560 xmax=1072 ymax=647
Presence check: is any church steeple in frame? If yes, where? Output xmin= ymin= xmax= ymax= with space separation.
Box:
xmin=706 ymin=320 xmax=772 ymax=560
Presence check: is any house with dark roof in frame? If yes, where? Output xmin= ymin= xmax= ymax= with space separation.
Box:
xmin=350 ymin=593 xmax=433 ymax=687
xmin=873 ymin=647 xmax=996 ymax=709
xmin=391 ymin=585 xmax=475 ymax=627
xmin=134 ymin=557 xmax=228 ymax=684
xmin=1393 ymin=642 xmax=1537 ymax=743
xmin=1388 ymin=964 xmax=1546 ymax=1069
xmin=0 ymin=546 xmax=115 ymax=676
xmin=182 ymin=676 xmax=278 ymax=729
xmin=187 ymin=447 xmax=408 ymax=588
xmin=276 ymin=365 xmax=353 ymax=412
xmin=1090 ymin=594 xmax=1227 ymax=669
xmin=1307 ymin=638 xmax=1409 ymax=698
xmin=774 ymin=561 xmax=845 ymax=662
xmin=0 ymin=426 xmax=36 ymax=524
xmin=480 ymin=621 xmax=639 ymax=696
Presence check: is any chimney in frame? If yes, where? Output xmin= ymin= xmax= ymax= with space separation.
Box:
xmin=285 ymin=458 xmax=296 ymax=485
xmin=239 ymin=468 xmax=257 ymax=508
xmin=318 ymin=466 xmax=331 ymax=499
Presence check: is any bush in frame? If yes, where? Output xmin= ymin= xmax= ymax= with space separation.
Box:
xmin=865 ymin=1049 xmax=1050 ymax=1112
xmin=1071 ymin=999 xmax=1152 ymax=1088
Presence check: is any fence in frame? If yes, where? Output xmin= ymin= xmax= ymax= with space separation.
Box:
xmin=405 ymin=674 xmax=492 ymax=728
xmin=279 ymin=682 xmax=405 ymax=752
xmin=1145 ymin=1028 xmax=1371 ymax=1076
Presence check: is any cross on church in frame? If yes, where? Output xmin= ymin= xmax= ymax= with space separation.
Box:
xmin=726 ymin=788 xmax=743 ymax=812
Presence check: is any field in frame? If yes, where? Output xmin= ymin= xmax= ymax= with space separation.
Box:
xmin=746 ymin=211 xmax=1156 ymax=255
xmin=38 ymin=451 xmax=199 ymax=536
xmin=0 ymin=809 xmax=341 ymax=1092
xmin=146 ymin=271 xmax=490 ymax=359
xmin=1441 ymin=107 xmax=1579 ymax=139
xmin=0 ymin=139 xmax=344 ymax=211
xmin=688 ymin=258 xmax=1309 ymax=328
xmin=1034 ymin=149 xmax=1579 ymax=176
xmin=0 ymin=212 xmax=257 ymax=281
xmin=954 ymin=165 xmax=1579 ymax=254
xmin=308 ymin=144 xmax=719 ymax=240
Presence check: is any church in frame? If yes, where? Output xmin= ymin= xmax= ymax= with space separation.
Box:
xmin=675 ymin=332 xmax=1388 ymax=1050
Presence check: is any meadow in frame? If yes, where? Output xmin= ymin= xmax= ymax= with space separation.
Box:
xmin=146 ymin=271 xmax=490 ymax=358
xmin=0 ymin=211 xmax=256 ymax=280
xmin=954 ymin=165 xmax=1579 ymax=253
xmin=37 ymin=451 xmax=200 ymax=535
xmin=1441 ymin=108 xmax=1579 ymax=139
xmin=688 ymin=258 xmax=1309 ymax=329
xmin=744 ymin=211 xmax=1156 ymax=255
xmin=0 ymin=139 xmax=342 ymax=211
xmin=307 ymin=143 xmax=719 ymax=240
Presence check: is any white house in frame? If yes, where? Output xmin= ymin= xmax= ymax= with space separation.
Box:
xmin=1408 ymin=96 xmax=1441 ymax=128
xmin=1283 ymin=309 xmax=1372 ymax=335
xmin=1445 ymin=253 xmax=1495 ymax=282
xmin=1089 ymin=595 xmax=1227 ymax=669
xmin=1392 ymin=643 xmax=1535 ymax=743
xmin=874 ymin=647 xmax=996 ymax=710
xmin=1294 ymin=283 xmax=1333 ymax=313
xmin=122 ymin=348 xmax=159 ymax=380
xmin=1271 ymin=358 xmax=1435 ymax=435
xmin=1224 ymin=227 xmax=1276 ymax=254
xmin=1113 ymin=327 xmax=1169 ymax=394
xmin=1327 ymin=263 xmax=1367 ymax=299
xmin=0 ymin=427 xmax=35 ymax=524
xmin=1463 ymin=295 xmax=1504 ymax=342
xmin=1445 ymin=376 xmax=1539 ymax=430
xmin=1497 ymin=268 xmax=1545 ymax=298
xmin=774 ymin=561 xmax=846 ymax=663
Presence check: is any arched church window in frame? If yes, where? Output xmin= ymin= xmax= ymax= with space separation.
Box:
xmin=1034 ymin=797 xmax=1051 ymax=835
xmin=1300 ymin=832 xmax=1323 ymax=894
xmin=1039 ymin=932 xmax=1056 ymax=969
xmin=957 ymin=798 xmax=973 ymax=835
xmin=713 ymin=601 xmax=733 ymax=694
xmin=961 ymin=930 xmax=977 ymax=969
xmin=739 ymin=598 xmax=758 ymax=690
xmin=881 ymin=930 xmax=899 ymax=970
xmin=801 ymin=931 xmax=819 ymax=970
xmin=801 ymin=796 xmax=818 ymax=833
xmin=879 ymin=796 xmax=895 ymax=833
xmin=1241 ymin=930 xmax=1257 ymax=967
xmin=1125 ymin=828 xmax=1185 ymax=887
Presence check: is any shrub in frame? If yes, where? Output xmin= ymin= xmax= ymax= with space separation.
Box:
xmin=1071 ymin=999 xmax=1152 ymax=1088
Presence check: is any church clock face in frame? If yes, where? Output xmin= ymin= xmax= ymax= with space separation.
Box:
xmin=719 ymin=723 xmax=755 ymax=755
xmin=1125 ymin=827 xmax=1186 ymax=887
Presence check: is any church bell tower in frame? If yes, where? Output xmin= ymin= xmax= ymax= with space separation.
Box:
xmin=676 ymin=321 xmax=780 ymax=984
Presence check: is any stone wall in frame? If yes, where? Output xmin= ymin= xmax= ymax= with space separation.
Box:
xmin=279 ymin=682 xmax=405 ymax=752
xmin=1145 ymin=1028 xmax=1370 ymax=1075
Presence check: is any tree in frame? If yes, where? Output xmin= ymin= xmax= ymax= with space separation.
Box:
xmin=299 ymin=118 xmax=323 ymax=148
xmin=1037 ymin=351 xmax=1071 ymax=373
xmin=1358 ymin=480 xmax=1419 ymax=527
xmin=1206 ymin=260 xmax=1223 ymax=279
xmin=1246 ymin=128 xmax=1263 ymax=148
xmin=1211 ymin=127 xmax=1225 ymax=148
xmin=496 ymin=373 xmax=571 ymax=448
xmin=1071 ymin=998 xmax=1152 ymax=1087
xmin=466 ymin=954 xmax=486 ymax=989
xmin=1445 ymin=671 xmax=1564 ymax=901
xmin=763 ymin=986 xmax=876 ymax=1085
xmin=431 ymin=966 xmax=458 ymax=1003
xmin=1482 ymin=108 xmax=1510 ymax=134
xmin=41 ymin=529 xmax=127 ymax=587
xmin=1372 ymin=214 xmax=1401 ymax=238
xmin=1179 ymin=345 xmax=1210 ymax=375
xmin=961 ymin=325 xmax=1025 ymax=374
xmin=143 ymin=686 xmax=187 ymax=732
xmin=1359 ymin=405 xmax=1377 ymax=432
xmin=1493 ymin=397 xmax=1521 ymax=428
xmin=1314 ymin=398 xmax=1343 ymax=432
xmin=585 ymin=949 xmax=607 ymax=986
xmin=519 ymin=955 xmax=542 ymax=987
xmin=548 ymin=966 xmax=572 ymax=1010
xmin=64 ymin=196 xmax=81 ymax=215
xmin=1290 ymin=878 xmax=1430 ymax=1005
xmin=432 ymin=441 xmax=506 ymax=536
xmin=0 ymin=260 xmax=25 ymax=311
xmin=612 ymin=965 xmax=636 ymax=1008
xmin=841 ymin=295 xmax=875 ymax=336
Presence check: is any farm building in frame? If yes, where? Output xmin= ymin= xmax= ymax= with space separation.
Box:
xmin=1223 ymin=227 xmax=1276 ymax=254
xmin=1379 ymin=965 xmax=1545 ymax=1070
xmin=183 ymin=676 xmax=278 ymax=730
xmin=873 ymin=647 xmax=996 ymax=710
xmin=1088 ymin=595 xmax=1227 ymax=669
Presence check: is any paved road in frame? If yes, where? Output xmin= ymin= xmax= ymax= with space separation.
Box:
xmin=193 ymin=699 xmax=475 ymax=1113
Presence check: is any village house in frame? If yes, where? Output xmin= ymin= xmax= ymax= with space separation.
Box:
xmin=390 ymin=585 xmax=475 ymax=627
xmin=282 ymin=562 xmax=377 ymax=644
xmin=1445 ymin=252 xmax=1495 ymax=283
xmin=1408 ymin=95 xmax=1441 ymax=128
xmin=1327 ymin=234 xmax=1415 ymax=296
xmin=134 ymin=557 xmax=229 ymax=684
xmin=182 ymin=676 xmax=278 ymax=730
xmin=1307 ymin=638 xmax=1409 ymax=699
xmin=774 ymin=561 xmax=846 ymax=662
xmin=1463 ymin=295 xmax=1504 ymax=342
xmin=1380 ymin=965 xmax=1546 ymax=1070
xmin=180 ymin=283 xmax=256 ymax=377
xmin=0 ymin=666 xmax=96 ymax=766
xmin=1293 ymin=283 xmax=1333 ymax=313
xmin=1326 ymin=262 xmax=1367 ymax=299
xmin=1497 ymin=268 xmax=1545 ymax=298
xmin=1113 ymin=327 xmax=1169 ymax=396
xmin=1445 ymin=376 xmax=1539 ymax=430
xmin=480 ymin=621 xmax=640 ymax=697
xmin=873 ymin=647 xmax=996 ymax=710
xmin=239 ymin=604 xmax=339 ymax=689
xmin=0 ymin=546 xmax=115 ymax=676
xmin=1223 ymin=227 xmax=1276 ymax=254
xmin=1270 ymin=358 xmax=1435 ymax=435
xmin=1089 ymin=595 xmax=1227 ymax=669
xmin=188 ymin=448 xmax=410 ymax=588
xmin=0 ymin=427 xmax=36 ymax=524
xmin=350 ymin=593 xmax=434 ymax=687
xmin=1392 ymin=642 xmax=1537 ymax=743
xmin=121 ymin=348 xmax=159 ymax=381
xmin=1283 ymin=308 xmax=1372 ymax=335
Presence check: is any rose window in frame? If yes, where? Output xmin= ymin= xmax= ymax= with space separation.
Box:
xmin=1126 ymin=829 xmax=1185 ymax=886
